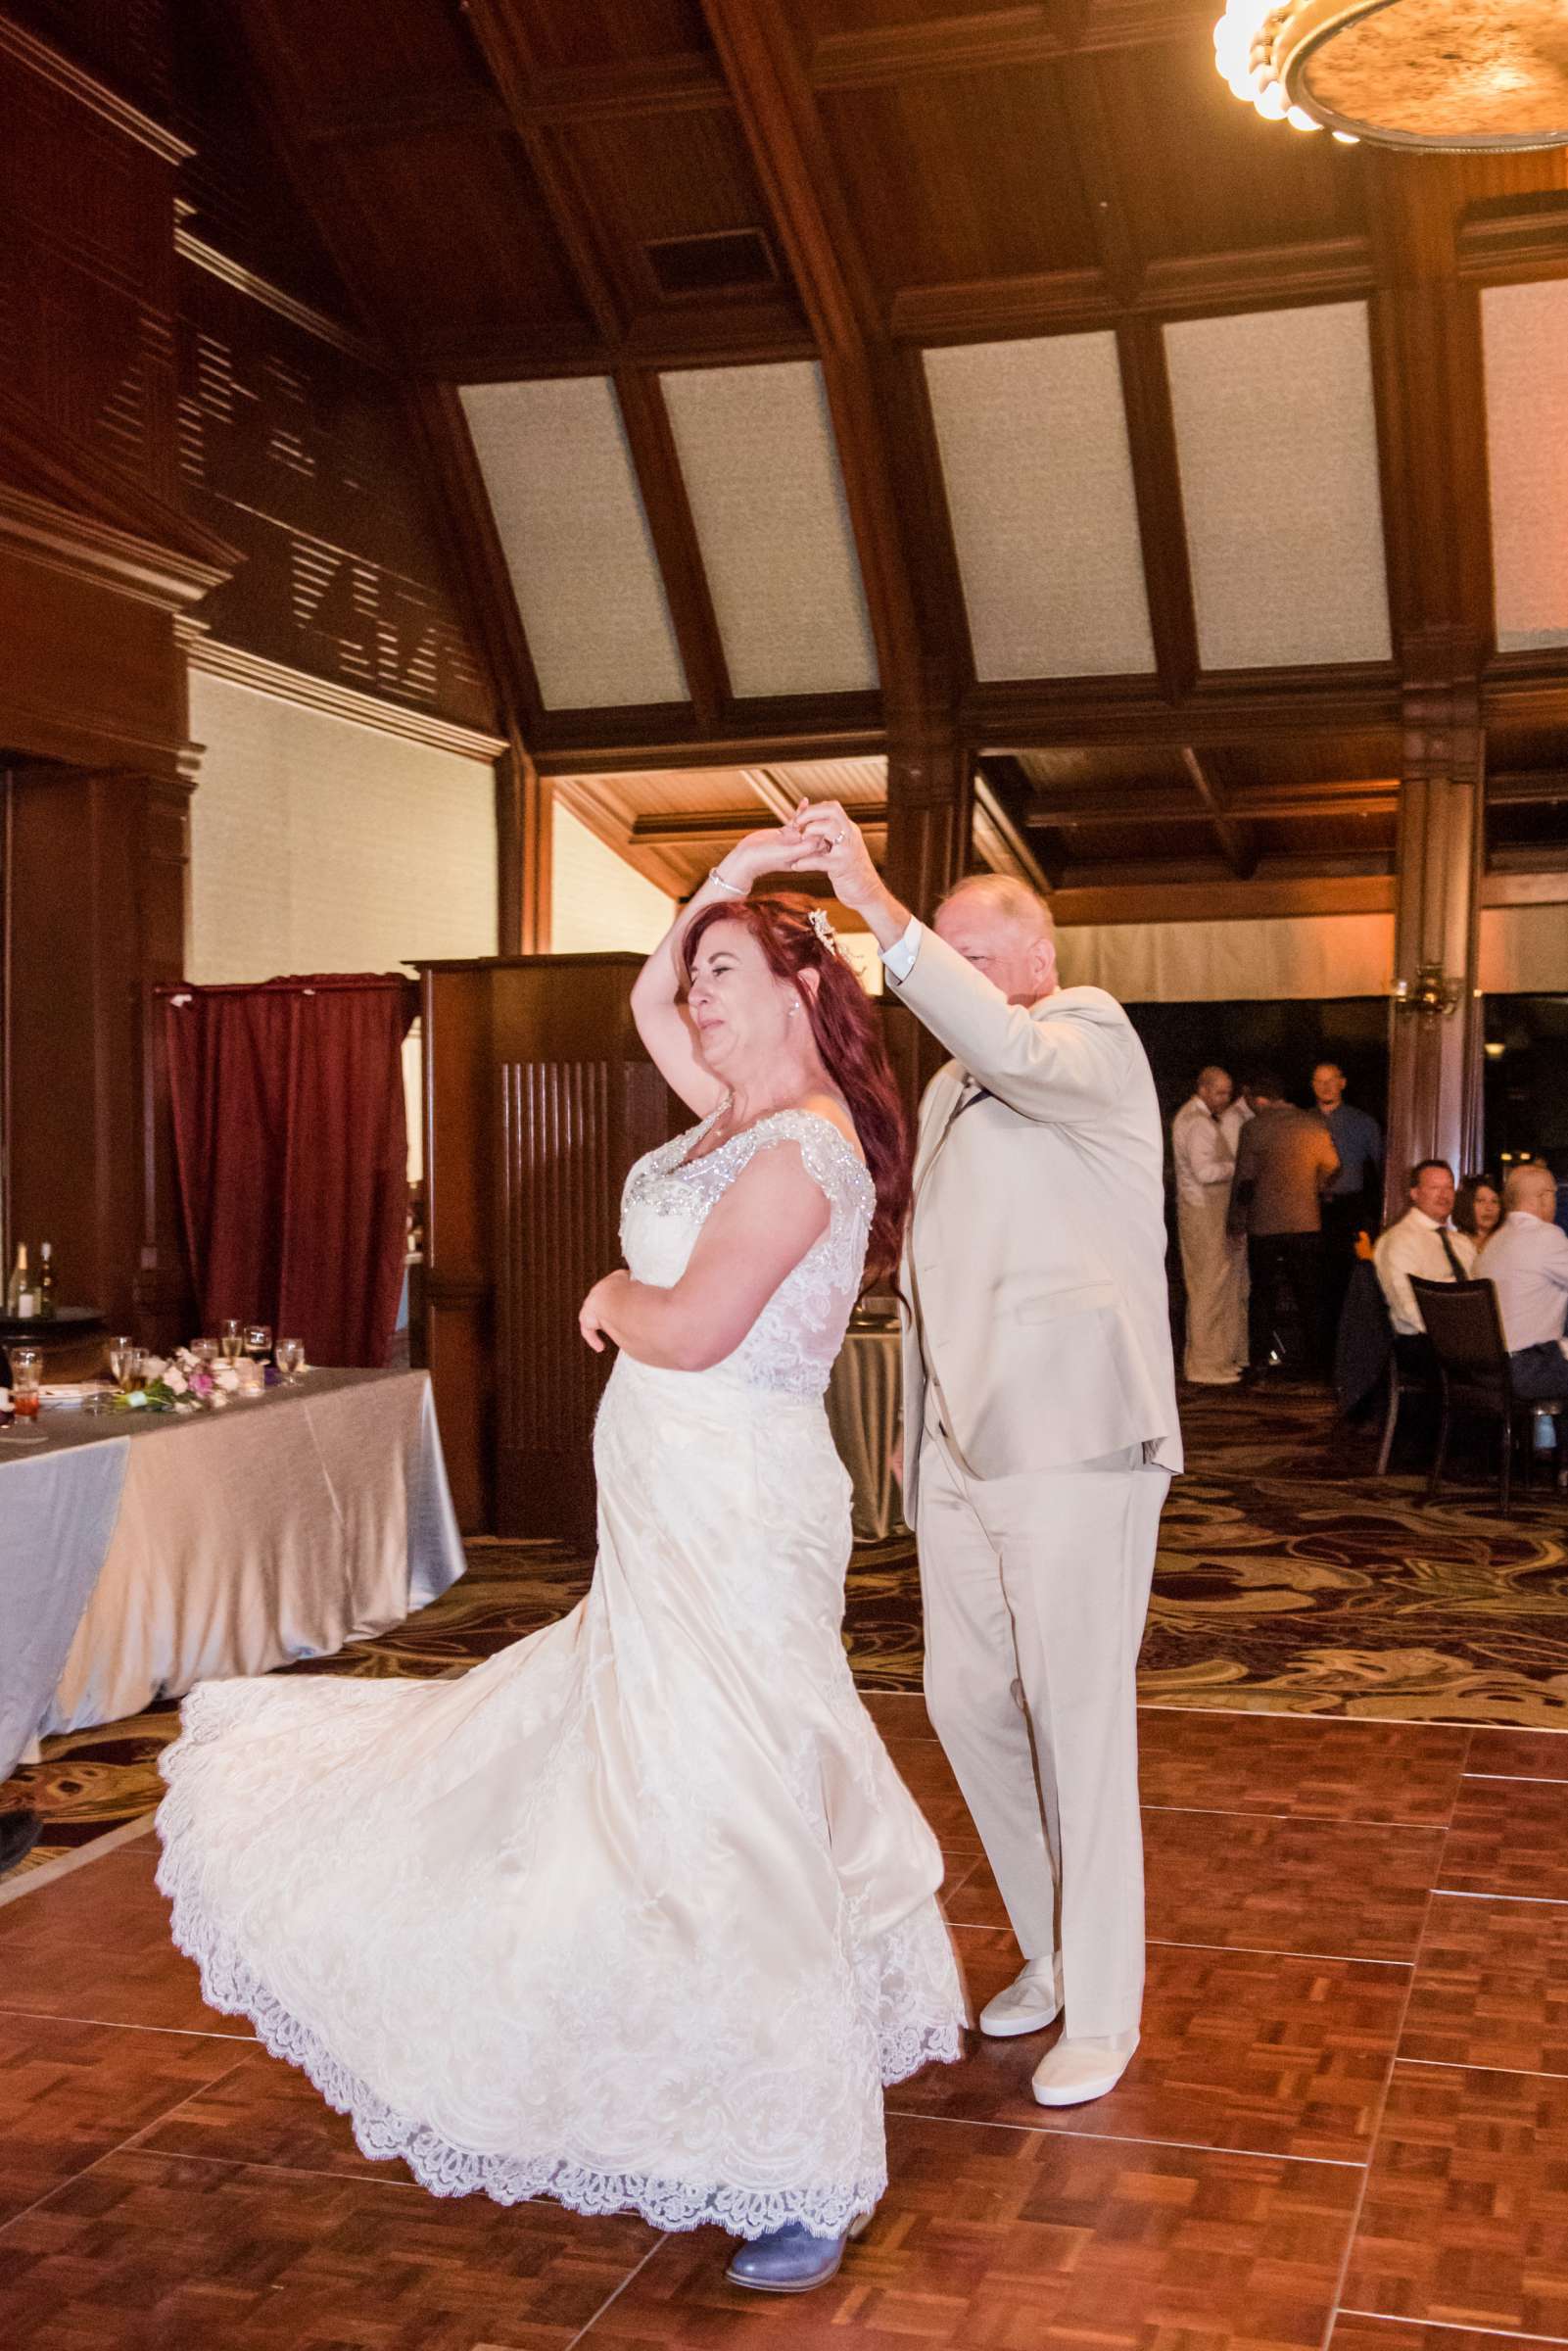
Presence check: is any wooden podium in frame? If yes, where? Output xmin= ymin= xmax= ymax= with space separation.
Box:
xmin=416 ymin=954 xmax=680 ymax=1544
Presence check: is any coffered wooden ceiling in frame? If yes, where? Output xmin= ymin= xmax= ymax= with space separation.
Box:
xmin=218 ymin=0 xmax=1568 ymax=899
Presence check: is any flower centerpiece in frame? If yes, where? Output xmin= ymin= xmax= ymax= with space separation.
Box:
xmin=109 ymin=1350 xmax=267 ymax=1414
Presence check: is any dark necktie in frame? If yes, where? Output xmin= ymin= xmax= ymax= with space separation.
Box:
xmin=954 ymin=1080 xmax=993 ymax=1121
xmin=1438 ymin=1227 xmax=1467 ymax=1281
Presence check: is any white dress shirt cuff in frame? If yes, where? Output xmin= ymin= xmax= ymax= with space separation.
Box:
xmin=879 ymin=914 xmax=923 ymax=984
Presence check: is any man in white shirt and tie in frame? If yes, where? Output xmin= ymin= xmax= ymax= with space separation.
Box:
xmin=1479 ymin=1164 xmax=1568 ymax=1399
xmin=1373 ymin=1159 xmax=1477 ymax=1371
xmin=786 ymin=801 xmax=1179 ymax=2112
xmin=1171 ymin=1068 xmax=1250 ymax=1385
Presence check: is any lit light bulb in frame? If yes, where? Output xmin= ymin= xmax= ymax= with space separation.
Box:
xmin=1332 ymin=130 xmax=1359 ymax=144
xmin=1256 ymin=80 xmax=1288 ymax=119
xmin=1287 ymin=105 xmax=1320 ymax=129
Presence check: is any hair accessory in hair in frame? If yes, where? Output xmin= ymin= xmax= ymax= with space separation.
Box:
xmin=807 ymin=906 xmax=839 ymax=957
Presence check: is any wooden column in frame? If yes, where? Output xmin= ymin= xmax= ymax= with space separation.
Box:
xmin=882 ymin=722 xmax=974 ymax=1111
xmin=883 ymin=721 xmax=974 ymax=921
xmin=497 ymin=729 xmax=552 ymax=956
xmin=1385 ymin=652 xmax=1485 ymax=1219
xmin=7 ymin=765 xmax=194 ymax=1346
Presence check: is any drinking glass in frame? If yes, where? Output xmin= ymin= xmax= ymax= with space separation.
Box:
xmin=220 ymin=1319 xmax=245 ymax=1363
xmin=11 ymin=1346 xmax=41 ymax=1418
xmin=191 ymin=1337 xmax=217 ymax=1367
xmin=107 ymin=1334 xmax=137 ymax=1390
xmin=275 ymin=1337 xmax=306 ymax=1383
xmin=5 ymin=1345 xmax=44 ymax=1442
xmin=244 ymin=1323 xmax=273 ymax=1364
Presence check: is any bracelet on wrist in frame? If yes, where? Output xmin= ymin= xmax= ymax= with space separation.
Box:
xmin=706 ymin=865 xmax=746 ymax=897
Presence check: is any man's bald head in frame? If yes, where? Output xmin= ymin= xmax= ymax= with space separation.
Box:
xmin=933 ymin=875 xmax=1058 ymax=1007
xmin=1196 ymin=1065 xmax=1234 ymax=1115
xmin=1505 ymin=1163 xmax=1557 ymax=1218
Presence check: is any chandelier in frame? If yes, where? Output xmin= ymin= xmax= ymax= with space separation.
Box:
xmin=1212 ymin=0 xmax=1568 ymax=151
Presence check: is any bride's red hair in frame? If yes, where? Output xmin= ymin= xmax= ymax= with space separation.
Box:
xmin=682 ymin=893 xmax=911 ymax=1284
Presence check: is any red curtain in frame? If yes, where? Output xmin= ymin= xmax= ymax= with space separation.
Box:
xmin=165 ymin=976 xmax=414 ymax=1368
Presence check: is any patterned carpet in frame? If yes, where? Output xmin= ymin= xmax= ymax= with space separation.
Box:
xmin=6 ymin=1382 xmax=1567 ymax=1882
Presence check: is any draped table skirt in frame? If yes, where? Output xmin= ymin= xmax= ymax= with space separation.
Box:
xmin=1 ymin=1370 xmax=464 ymax=1750
xmin=825 ymin=1326 xmax=908 ymax=1545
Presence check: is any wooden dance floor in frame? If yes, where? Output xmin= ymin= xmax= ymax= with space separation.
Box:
xmin=4 ymin=1698 xmax=1568 ymax=2346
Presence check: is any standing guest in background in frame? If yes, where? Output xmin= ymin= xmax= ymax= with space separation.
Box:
xmin=1228 ymin=1073 xmax=1340 ymax=1377
xmin=1480 ymin=1163 xmax=1568 ymax=1400
xmin=1373 ymin=1159 xmax=1476 ymax=1375
xmin=1452 ymin=1174 xmax=1503 ymax=1259
xmin=1171 ymin=1067 xmax=1250 ymax=1386
xmin=1311 ymin=1062 xmax=1382 ymax=1363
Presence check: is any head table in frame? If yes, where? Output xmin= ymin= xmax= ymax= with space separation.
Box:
xmin=0 ymin=1368 xmax=465 ymax=1773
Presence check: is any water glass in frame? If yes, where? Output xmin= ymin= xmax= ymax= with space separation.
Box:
xmin=245 ymin=1323 xmax=273 ymax=1364
xmin=191 ymin=1337 xmax=217 ymax=1367
xmin=275 ymin=1337 xmax=306 ymax=1383
xmin=107 ymin=1334 xmax=137 ymax=1390
xmin=220 ymin=1319 xmax=245 ymax=1363
xmin=11 ymin=1345 xmax=41 ymax=1419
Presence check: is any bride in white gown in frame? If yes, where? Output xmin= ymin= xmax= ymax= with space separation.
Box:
xmin=156 ymin=823 xmax=966 ymax=2295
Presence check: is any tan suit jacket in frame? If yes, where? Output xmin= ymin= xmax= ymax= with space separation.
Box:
xmin=890 ymin=928 xmax=1182 ymax=1519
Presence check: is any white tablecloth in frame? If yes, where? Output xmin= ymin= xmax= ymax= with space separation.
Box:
xmin=0 ymin=1438 xmax=129 ymax=1778
xmin=1 ymin=1370 xmax=465 ymax=1742
xmin=825 ymin=1326 xmax=909 ymax=1544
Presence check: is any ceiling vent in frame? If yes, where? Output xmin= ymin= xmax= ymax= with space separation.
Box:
xmin=644 ymin=228 xmax=779 ymax=299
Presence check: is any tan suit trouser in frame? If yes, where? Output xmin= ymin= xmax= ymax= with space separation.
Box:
xmin=916 ymin=1415 xmax=1169 ymax=2040
xmin=1177 ymin=1191 xmax=1249 ymax=1384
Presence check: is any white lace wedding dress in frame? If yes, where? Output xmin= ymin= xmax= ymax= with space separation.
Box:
xmin=157 ymin=1108 xmax=965 ymax=2237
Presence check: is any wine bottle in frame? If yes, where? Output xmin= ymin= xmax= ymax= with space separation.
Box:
xmin=37 ymin=1241 xmax=55 ymax=1319
xmin=6 ymin=1243 xmax=36 ymax=1319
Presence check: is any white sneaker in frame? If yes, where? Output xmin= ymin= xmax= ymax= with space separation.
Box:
xmin=977 ymin=1957 xmax=1063 ymax=2039
xmin=1031 ymin=2031 xmax=1139 ymax=2107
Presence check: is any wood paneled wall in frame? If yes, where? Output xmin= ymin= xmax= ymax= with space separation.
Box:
xmin=419 ymin=954 xmax=679 ymax=1540
xmin=0 ymin=0 xmax=499 ymax=1341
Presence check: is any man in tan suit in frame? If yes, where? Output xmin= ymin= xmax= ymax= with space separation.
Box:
xmin=790 ymin=807 xmax=1180 ymax=2108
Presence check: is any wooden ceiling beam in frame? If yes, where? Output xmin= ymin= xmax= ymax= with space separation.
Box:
xmin=461 ymin=0 xmax=629 ymax=344
xmin=1488 ymin=770 xmax=1568 ymax=807
xmin=974 ymin=755 xmax=1059 ymax=892
xmin=742 ymin=768 xmax=805 ymax=821
xmin=404 ymin=381 xmax=546 ymax=743
xmin=698 ymin=0 xmax=954 ymax=731
xmin=1181 ymin=746 xmax=1259 ymax=879
xmin=612 ymin=366 xmax=730 ymax=729
xmin=1024 ymin=779 xmax=1397 ymax=829
xmin=632 ymin=804 xmax=890 ymax=845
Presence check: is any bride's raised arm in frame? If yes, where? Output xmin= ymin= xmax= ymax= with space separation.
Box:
xmin=629 ymin=825 xmax=804 ymax=1115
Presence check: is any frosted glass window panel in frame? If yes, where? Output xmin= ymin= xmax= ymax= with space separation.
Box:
xmin=1164 ymin=303 xmax=1392 ymax=670
xmin=1482 ymin=281 xmax=1568 ymax=651
xmin=550 ymin=801 xmax=675 ymax=955
xmin=188 ymin=672 xmax=497 ymax=984
xmin=459 ymin=378 xmax=689 ymax=708
xmin=660 ymin=361 xmax=879 ymax=696
xmin=923 ymin=334 xmax=1156 ymax=679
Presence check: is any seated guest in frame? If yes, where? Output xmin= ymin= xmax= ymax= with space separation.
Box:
xmin=1480 ymin=1163 xmax=1568 ymax=1401
xmin=1452 ymin=1174 xmax=1503 ymax=1258
xmin=1373 ymin=1159 xmax=1476 ymax=1373
xmin=1228 ymin=1072 xmax=1340 ymax=1376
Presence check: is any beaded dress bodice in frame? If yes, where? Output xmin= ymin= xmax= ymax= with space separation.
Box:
xmin=620 ymin=1108 xmax=873 ymax=1400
